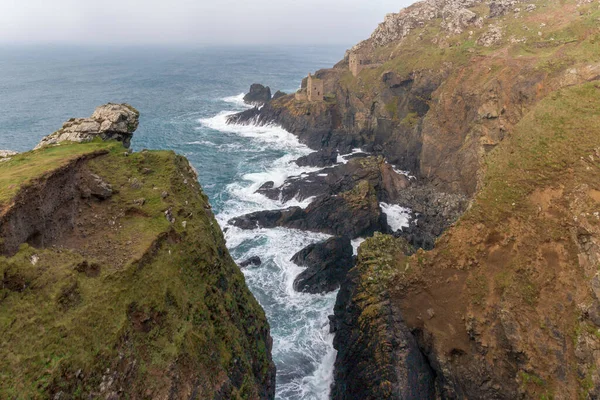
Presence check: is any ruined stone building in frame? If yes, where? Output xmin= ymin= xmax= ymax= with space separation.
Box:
xmin=307 ymin=73 xmax=324 ymax=102
xmin=349 ymin=52 xmax=371 ymax=77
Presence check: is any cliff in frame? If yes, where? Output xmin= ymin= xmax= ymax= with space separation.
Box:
xmin=227 ymin=0 xmax=600 ymax=397
xmin=359 ymin=81 xmax=600 ymax=398
xmin=0 ymin=106 xmax=275 ymax=399
xmin=230 ymin=0 xmax=600 ymax=197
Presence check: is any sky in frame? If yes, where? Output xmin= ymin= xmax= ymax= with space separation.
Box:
xmin=0 ymin=0 xmax=413 ymax=46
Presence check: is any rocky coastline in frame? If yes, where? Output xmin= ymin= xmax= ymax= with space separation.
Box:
xmin=225 ymin=0 xmax=600 ymax=396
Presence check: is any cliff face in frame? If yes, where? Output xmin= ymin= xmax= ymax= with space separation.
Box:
xmin=228 ymin=0 xmax=600 ymax=397
xmin=231 ymin=0 xmax=600 ymax=197
xmin=377 ymin=82 xmax=600 ymax=399
xmin=0 ymin=110 xmax=275 ymax=399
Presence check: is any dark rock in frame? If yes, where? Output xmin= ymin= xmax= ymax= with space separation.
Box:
xmin=295 ymin=148 xmax=339 ymax=168
xmin=258 ymin=156 xmax=410 ymax=204
xmin=489 ymin=0 xmax=516 ymax=17
xmin=231 ymin=181 xmax=386 ymax=239
xmin=239 ymin=256 xmax=262 ymax=268
xmin=272 ymin=90 xmax=287 ymax=100
xmin=331 ymin=236 xmax=436 ymax=399
xmin=243 ymin=84 xmax=272 ymax=106
xmin=292 ymin=236 xmax=354 ymax=294
xmin=392 ymin=185 xmax=468 ymax=250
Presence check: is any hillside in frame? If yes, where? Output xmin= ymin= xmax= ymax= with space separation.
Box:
xmin=227 ymin=0 xmax=600 ymax=397
xmin=0 ymin=106 xmax=275 ymax=399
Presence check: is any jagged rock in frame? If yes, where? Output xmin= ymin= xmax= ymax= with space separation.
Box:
xmin=35 ymin=103 xmax=139 ymax=149
xmin=292 ymin=236 xmax=354 ymax=294
xmin=231 ymin=181 xmax=386 ymax=239
xmin=259 ymin=156 xmax=410 ymax=204
xmin=392 ymin=185 xmax=468 ymax=250
xmin=489 ymin=0 xmax=517 ymax=17
xmin=78 ymin=173 xmax=113 ymax=200
xmin=330 ymin=235 xmax=435 ymax=399
xmin=243 ymin=84 xmax=272 ymax=106
xmin=364 ymin=0 xmax=484 ymax=48
xmin=239 ymin=256 xmax=262 ymax=268
xmin=477 ymin=24 xmax=504 ymax=47
xmin=295 ymin=148 xmax=339 ymax=168
xmin=442 ymin=8 xmax=482 ymax=34
xmin=272 ymin=90 xmax=287 ymax=101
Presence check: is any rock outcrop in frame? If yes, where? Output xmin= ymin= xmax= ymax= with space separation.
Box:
xmin=0 ymin=106 xmax=275 ymax=399
xmin=272 ymin=90 xmax=287 ymax=101
xmin=330 ymin=235 xmax=436 ymax=399
xmin=243 ymin=83 xmax=272 ymax=106
xmin=230 ymin=180 xmax=386 ymax=239
xmin=35 ymin=103 xmax=140 ymax=149
xmin=239 ymin=256 xmax=262 ymax=268
xmin=292 ymin=236 xmax=354 ymax=294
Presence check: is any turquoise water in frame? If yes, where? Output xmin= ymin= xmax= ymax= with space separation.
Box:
xmin=0 ymin=45 xmax=348 ymax=399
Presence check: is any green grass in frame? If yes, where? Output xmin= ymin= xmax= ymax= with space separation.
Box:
xmin=0 ymin=141 xmax=272 ymax=398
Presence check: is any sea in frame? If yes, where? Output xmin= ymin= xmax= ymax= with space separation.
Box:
xmin=0 ymin=45 xmax=351 ymax=399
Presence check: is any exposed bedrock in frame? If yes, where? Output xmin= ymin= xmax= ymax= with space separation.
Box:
xmin=330 ymin=235 xmax=436 ymax=399
xmin=258 ymin=156 xmax=409 ymax=204
xmin=295 ymin=148 xmax=339 ymax=168
xmin=35 ymin=103 xmax=140 ymax=150
xmin=230 ymin=180 xmax=387 ymax=239
xmin=291 ymin=236 xmax=354 ymax=294
xmin=243 ymin=83 xmax=272 ymax=106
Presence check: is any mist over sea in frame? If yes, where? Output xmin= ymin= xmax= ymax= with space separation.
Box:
xmin=0 ymin=45 xmax=349 ymax=399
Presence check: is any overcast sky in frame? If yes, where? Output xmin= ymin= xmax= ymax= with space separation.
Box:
xmin=0 ymin=0 xmax=414 ymax=46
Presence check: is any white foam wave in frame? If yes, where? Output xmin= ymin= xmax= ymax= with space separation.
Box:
xmin=337 ymin=148 xmax=367 ymax=164
xmin=381 ymin=202 xmax=411 ymax=232
xmin=203 ymin=103 xmax=337 ymax=399
xmin=200 ymin=111 xmax=313 ymax=155
xmin=351 ymin=238 xmax=367 ymax=256
xmin=221 ymin=226 xmax=336 ymax=400
xmin=222 ymin=92 xmax=252 ymax=108
xmin=389 ymin=163 xmax=417 ymax=180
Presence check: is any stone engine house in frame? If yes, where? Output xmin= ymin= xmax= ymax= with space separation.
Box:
xmin=307 ymin=73 xmax=324 ymax=102
xmin=349 ymin=52 xmax=371 ymax=77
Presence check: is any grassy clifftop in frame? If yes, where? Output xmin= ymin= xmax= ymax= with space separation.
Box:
xmin=0 ymin=141 xmax=274 ymax=399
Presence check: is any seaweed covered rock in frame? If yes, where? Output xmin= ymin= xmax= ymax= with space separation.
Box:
xmin=35 ymin=103 xmax=140 ymax=149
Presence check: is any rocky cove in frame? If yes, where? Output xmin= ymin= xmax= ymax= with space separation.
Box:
xmin=2 ymin=0 xmax=600 ymax=397
xmin=220 ymin=0 xmax=600 ymax=396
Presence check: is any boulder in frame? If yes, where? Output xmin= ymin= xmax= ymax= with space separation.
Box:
xmin=78 ymin=172 xmax=113 ymax=200
xmin=292 ymin=236 xmax=354 ymax=294
xmin=489 ymin=0 xmax=517 ymax=17
xmin=243 ymin=84 xmax=272 ymax=106
xmin=35 ymin=103 xmax=139 ymax=149
xmin=239 ymin=256 xmax=262 ymax=268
